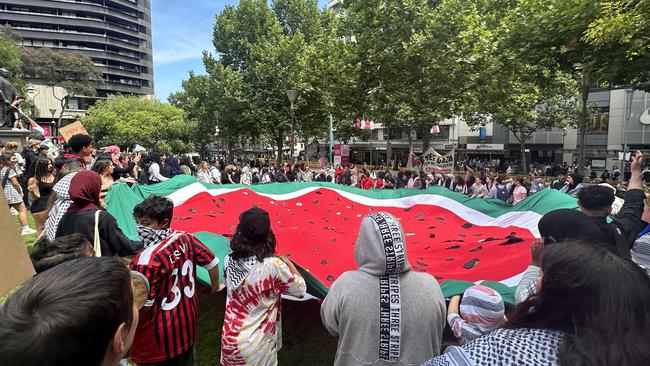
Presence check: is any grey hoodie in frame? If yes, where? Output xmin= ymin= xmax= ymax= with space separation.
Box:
xmin=321 ymin=212 xmax=446 ymax=365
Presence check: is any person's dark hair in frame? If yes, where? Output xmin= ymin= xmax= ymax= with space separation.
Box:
xmin=1 ymin=151 xmax=14 ymax=168
xmin=91 ymin=158 xmax=112 ymax=175
xmin=230 ymin=225 xmax=276 ymax=261
xmin=67 ymin=134 xmax=93 ymax=154
xmin=505 ymin=241 xmax=650 ymax=365
xmin=148 ymin=151 xmax=162 ymax=166
xmin=0 ymin=257 xmax=134 ymax=366
xmin=32 ymin=158 xmax=52 ymax=181
xmin=30 ymin=233 xmax=92 ymax=273
xmin=55 ymin=161 xmax=84 ymax=181
xmin=577 ymin=185 xmax=616 ymax=211
xmin=133 ymin=195 xmax=174 ymax=223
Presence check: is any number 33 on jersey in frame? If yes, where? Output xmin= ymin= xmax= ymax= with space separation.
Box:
xmin=129 ymin=232 xmax=220 ymax=363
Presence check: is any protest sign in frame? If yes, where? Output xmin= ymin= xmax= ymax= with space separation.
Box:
xmin=0 ymin=193 xmax=35 ymax=297
xmin=421 ymin=147 xmax=454 ymax=174
xmin=58 ymin=121 xmax=89 ymax=142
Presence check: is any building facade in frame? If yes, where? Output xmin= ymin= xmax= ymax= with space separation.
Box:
xmin=319 ymin=87 xmax=650 ymax=173
xmin=0 ymin=0 xmax=154 ymax=97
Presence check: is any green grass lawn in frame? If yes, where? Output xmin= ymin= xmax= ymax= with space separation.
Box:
xmin=11 ymin=213 xmax=338 ymax=365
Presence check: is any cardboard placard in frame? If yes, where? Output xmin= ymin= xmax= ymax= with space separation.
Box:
xmin=58 ymin=121 xmax=89 ymax=142
xmin=0 ymin=193 xmax=35 ymax=297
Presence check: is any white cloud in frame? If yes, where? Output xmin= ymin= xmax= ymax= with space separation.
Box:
xmin=151 ymin=1 xmax=221 ymax=66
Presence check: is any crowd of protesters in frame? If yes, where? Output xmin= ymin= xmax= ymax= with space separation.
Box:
xmin=1 ymin=133 xmax=650 ymax=366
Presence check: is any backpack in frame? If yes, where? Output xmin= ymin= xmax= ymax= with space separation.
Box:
xmin=138 ymin=162 xmax=152 ymax=185
xmin=496 ymin=184 xmax=510 ymax=202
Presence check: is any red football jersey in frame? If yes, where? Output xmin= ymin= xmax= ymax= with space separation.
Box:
xmin=129 ymin=232 xmax=218 ymax=363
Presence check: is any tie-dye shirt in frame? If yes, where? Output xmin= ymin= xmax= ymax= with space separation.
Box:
xmin=221 ymin=256 xmax=306 ymax=366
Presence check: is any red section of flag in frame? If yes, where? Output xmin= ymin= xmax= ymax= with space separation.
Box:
xmin=171 ymin=189 xmax=535 ymax=287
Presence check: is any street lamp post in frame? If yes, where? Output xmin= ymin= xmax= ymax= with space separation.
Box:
xmin=286 ymin=90 xmax=299 ymax=160
xmin=49 ymin=108 xmax=57 ymax=142
xmin=621 ymin=88 xmax=634 ymax=177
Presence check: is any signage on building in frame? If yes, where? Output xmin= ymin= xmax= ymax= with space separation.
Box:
xmin=466 ymin=143 xmax=504 ymax=150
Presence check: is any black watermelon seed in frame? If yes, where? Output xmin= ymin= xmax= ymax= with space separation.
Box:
xmin=509 ymin=232 xmax=517 ymax=237
xmin=413 ymin=267 xmax=426 ymax=272
xmin=461 ymin=223 xmax=473 ymax=229
xmin=434 ymin=276 xmax=444 ymax=280
xmin=469 ymin=246 xmax=483 ymax=252
xmin=403 ymin=207 xmax=412 ymax=212
xmin=428 ymin=234 xmax=436 ymax=238
xmin=446 ymin=258 xmax=455 ymax=262
xmin=417 ymin=212 xmax=426 ymax=218
xmin=188 ymin=208 xmax=198 ymax=213
xmin=480 ymin=237 xmax=499 ymax=242
xmin=435 ymin=217 xmax=445 ymax=220
xmin=500 ymin=237 xmax=525 ymax=246
xmin=321 ymin=259 xmax=328 ymax=265
xmin=312 ymin=200 xmax=319 ymax=204
xmin=315 ymin=191 xmax=322 ymax=195
xmin=424 ymin=246 xmax=431 ymax=250
xmin=218 ymin=198 xmax=226 ymax=202
xmin=326 ymin=275 xmax=334 ymax=282
xmin=443 ymin=240 xmax=465 ymax=243
xmin=418 ymin=218 xmax=425 ymax=221
xmin=428 ymin=226 xmax=436 ymax=229
xmin=463 ymin=258 xmax=480 ymax=269
xmin=446 ymin=244 xmax=461 ymax=249
xmin=173 ymin=217 xmax=190 ymax=220
xmin=415 ymin=261 xmax=428 ymax=267
xmin=473 ymin=233 xmax=482 ymax=236
xmin=458 ymin=234 xmax=466 ymax=237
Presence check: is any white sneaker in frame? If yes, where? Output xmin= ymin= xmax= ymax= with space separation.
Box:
xmin=21 ymin=227 xmax=37 ymax=235
xmin=10 ymin=207 xmax=18 ymax=216
xmin=11 ymin=127 xmax=19 ymax=131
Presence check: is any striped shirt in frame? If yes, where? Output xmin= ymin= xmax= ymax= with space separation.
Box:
xmin=129 ymin=232 xmax=218 ymax=363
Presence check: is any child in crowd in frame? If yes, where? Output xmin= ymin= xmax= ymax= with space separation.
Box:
xmin=30 ymin=233 xmax=94 ymax=273
xmin=129 ymin=196 xmax=221 ymax=366
xmin=221 ymin=207 xmax=306 ymax=366
xmin=447 ymin=285 xmax=506 ymax=344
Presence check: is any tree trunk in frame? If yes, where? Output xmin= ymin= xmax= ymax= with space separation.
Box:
xmin=520 ymin=139 xmax=527 ymax=174
xmin=421 ymin=126 xmax=431 ymax=152
xmin=227 ymin=139 xmax=234 ymax=160
xmin=275 ymin=131 xmax=284 ymax=164
xmin=386 ymin=127 xmax=392 ymax=169
xmin=577 ymin=69 xmax=590 ymax=174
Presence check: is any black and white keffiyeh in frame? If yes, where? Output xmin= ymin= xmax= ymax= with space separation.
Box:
xmin=422 ymin=328 xmax=563 ymax=366
xmin=136 ymin=224 xmax=173 ymax=248
xmin=224 ymin=254 xmax=259 ymax=290
xmin=44 ymin=172 xmax=77 ymax=240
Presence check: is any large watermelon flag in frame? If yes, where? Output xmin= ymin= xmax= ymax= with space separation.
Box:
xmin=105 ymin=176 xmax=578 ymax=304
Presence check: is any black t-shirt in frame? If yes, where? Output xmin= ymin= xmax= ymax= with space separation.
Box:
xmin=56 ymin=209 xmax=142 ymax=257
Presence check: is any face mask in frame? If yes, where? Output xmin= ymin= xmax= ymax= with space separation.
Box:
xmin=136 ymin=224 xmax=172 ymax=248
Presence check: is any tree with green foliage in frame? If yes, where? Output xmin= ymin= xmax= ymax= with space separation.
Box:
xmin=339 ymin=0 xmax=506 ymax=153
xmin=177 ymin=0 xmax=336 ymax=161
xmin=504 ymin=0 xmax=649 ymax=169
xmin=20 ymin=47 xmax=102 ymax=126
xmin=83 ymin=96 xmax=195 ymax=154
xmin=0 ymin=31 xmax=22 ymax=82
